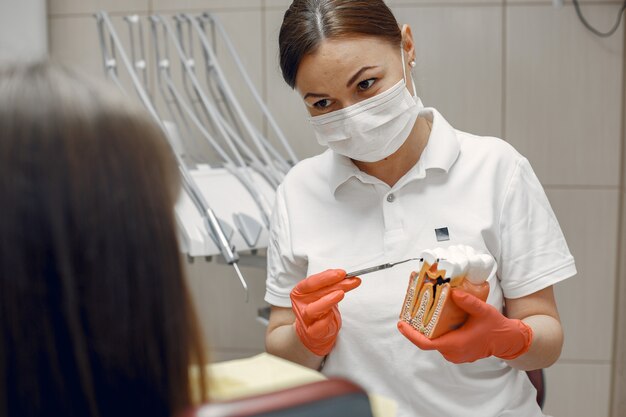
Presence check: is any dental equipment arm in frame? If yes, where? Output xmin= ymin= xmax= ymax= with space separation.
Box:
xmin=191 ymin=14 xmax=292 ymax=182
xmin=151 ymin=15 xmax=274 ymax=227
xmin=206 ymin=12 xmax=298 ymax=165
xmin=95 ymin=11 xmax=249 ymax=300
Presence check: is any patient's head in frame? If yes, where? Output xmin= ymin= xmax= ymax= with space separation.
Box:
xmin=0 ymin=62 xmax=207 ymax=417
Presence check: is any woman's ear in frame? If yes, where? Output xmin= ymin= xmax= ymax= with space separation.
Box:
xmin=401 ymin=24 xmax=416 ymax=63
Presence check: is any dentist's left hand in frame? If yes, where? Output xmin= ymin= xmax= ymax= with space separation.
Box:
xmin=291 ymin=269 xmax=361 ymax=356
xmin=398 ymin=289 xmax=533 ymax=363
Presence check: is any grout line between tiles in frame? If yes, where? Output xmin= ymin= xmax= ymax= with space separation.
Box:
xmin=48 ymin=7 xmax=264 ymax=19
xmin=502 ymin=2 xmax=507 ymax=139
xmin=46 ymin=0 xmax=624 ymax=18
xmin=264 ymin=3 xmax=501 ymax=11
xmin=48 ymin=11 xmax=152 ymax=19
xmin=557 ymin=358 xmax=613 ymax=365
xmin=544 ymin=184 xmax=621 ymax=190
xmin=261 ymin=0 xmax=268 ymax=139
xmin=392 ymin=2 xmax=503 ymax=7
xmin=609 ymin=15 xmax=626 ymax=417
xmin=263 ymin=1 xmax=622 ymax=12
xmin=506 ymin=0 xmax=624 ymax=5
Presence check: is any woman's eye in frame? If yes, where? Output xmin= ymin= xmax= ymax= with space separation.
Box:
xmin=357 ymin=78 xmax=376 ymax=91
xmin=313 ymin=99 xmax=332 ymax=109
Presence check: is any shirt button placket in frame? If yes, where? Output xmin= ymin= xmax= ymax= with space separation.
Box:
xmin=383 ymin=191 xmax=404 ymax=250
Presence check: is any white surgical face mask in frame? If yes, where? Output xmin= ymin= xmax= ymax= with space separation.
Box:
xmin=308 ymin=48 xmax=423 ymax=162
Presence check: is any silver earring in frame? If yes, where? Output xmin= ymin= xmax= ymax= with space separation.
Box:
xmin=410 ymin=60 xmax=416 ymax=68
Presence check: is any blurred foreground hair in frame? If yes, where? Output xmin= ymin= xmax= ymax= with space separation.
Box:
xmin=0 ymin=62 xmax=208 ymax=417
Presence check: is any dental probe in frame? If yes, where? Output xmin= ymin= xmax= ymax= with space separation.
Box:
xmin=204 ymin=205 xmax=249 ymax=302
xmin=345 ymin=258 xmax=424 ymax=278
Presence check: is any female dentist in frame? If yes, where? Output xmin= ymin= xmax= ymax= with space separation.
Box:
xmin=264 ymin=1 xmax=576 ymax=416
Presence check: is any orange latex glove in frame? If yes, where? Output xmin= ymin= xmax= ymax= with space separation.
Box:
xmin=397 ymin=289 xmax=533 ymax=363
xmin=290 ymin=269 xmax=361 ymax=356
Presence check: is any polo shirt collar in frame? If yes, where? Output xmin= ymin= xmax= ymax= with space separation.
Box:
xmin=328 ymin=106 xmax=461 ymax=194
xmin=418 ymin=107 xmax=461 ymax=173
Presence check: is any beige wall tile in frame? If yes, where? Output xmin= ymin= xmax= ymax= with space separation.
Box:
xmin=210 ymin=349 xmax=264 ymax=363
xmin=546 ymin=188 xmax=619 ymax=361
xmin=543 ymin=362 xmax=612 ymax=417
xmin=392 ymin=5 xmax=503 ymax=137
xmin=390 ymin=0 xmax=503 ymax=4
xmin=262 ymin=0 xmax=291 ymax=7
xmin=622 ymin=82 xmax=626 ymax=192
xmin=185 ymin=259 xmax=268 ymax=351
xmin=210 ymin=10 xmax=264 ymax=135
xmin=48 ymin=0 xmax=149 ymax=16
xmin=50 ymin=15 xmax=110 ymax=77
xmin=611 ymin=191 xmax=626 ymax=417
xmin=152 ymin=0 xmax=261 ymax=12
xmin=264 ymin=9 xmax=325 ymax=160
xmin=505 ymin=5 xmax=623 ymax=187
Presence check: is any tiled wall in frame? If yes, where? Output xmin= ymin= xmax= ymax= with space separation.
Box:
xmin=47 ymin=1 xmax=625 ymax=416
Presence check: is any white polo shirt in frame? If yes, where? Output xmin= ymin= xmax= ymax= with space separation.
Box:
xmin=265 ymin=107 xmax=576 ymax=417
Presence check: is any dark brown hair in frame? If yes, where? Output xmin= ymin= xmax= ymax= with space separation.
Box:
xmin=0 ymin=62 xmax=208 ymax=417
xmin=279 ymin=0 xmax=402 ymax=88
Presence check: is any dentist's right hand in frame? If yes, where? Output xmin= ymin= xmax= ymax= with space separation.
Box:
xmin=290 ymin=269 xmax=361 ymax=356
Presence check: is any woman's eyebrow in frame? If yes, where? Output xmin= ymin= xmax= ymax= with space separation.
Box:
xmin=346 ymin=66 xmax=378 ymax=87
xmin=303 ymin=92 xmax=328 ymax=100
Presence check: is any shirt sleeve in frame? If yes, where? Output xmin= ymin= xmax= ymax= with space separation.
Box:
xmin=264 ymin=184 xmax=308 ymax=307
xmin=497 ymin=157 xmax=577 ymax=299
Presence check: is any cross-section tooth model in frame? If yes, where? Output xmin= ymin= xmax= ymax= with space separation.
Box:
xmin=399 ymin=246 xmax=492 ymax=339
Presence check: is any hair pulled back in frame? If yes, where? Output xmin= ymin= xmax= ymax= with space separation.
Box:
xmin=279 ymin=0 xmax=402 ymax=88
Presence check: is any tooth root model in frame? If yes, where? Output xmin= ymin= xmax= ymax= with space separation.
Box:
xmin=399 ymin=259 xmax=490 ymax=339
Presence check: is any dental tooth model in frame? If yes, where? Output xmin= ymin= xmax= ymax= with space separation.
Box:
xmin=399 ymin=246 xmax=493 ymax=339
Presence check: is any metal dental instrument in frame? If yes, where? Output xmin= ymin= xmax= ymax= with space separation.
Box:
xmin=345 ymin=258 xmax=424 ymax=278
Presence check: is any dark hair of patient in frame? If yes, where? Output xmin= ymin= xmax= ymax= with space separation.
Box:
xmin=0 ymin=63 xmax=208 ymax=417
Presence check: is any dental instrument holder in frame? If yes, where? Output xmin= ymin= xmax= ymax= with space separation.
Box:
xmin=150 ymin=14 xmax=274 ymax=230
xmin=95 ymin=11 xmax=250 ymax=300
